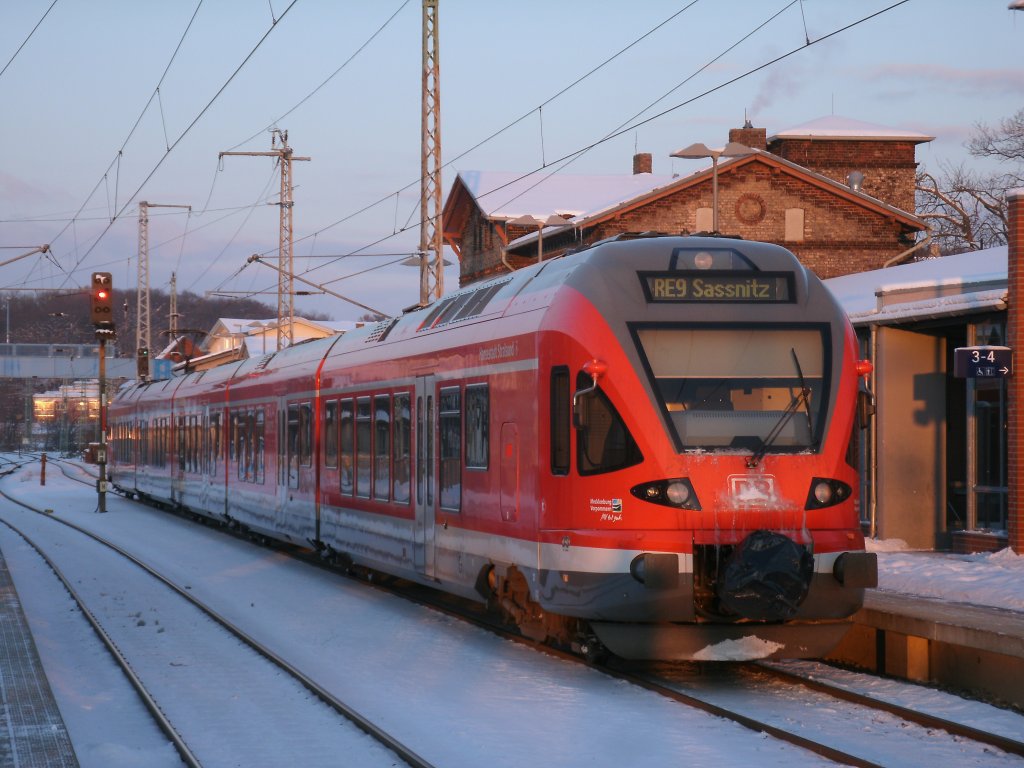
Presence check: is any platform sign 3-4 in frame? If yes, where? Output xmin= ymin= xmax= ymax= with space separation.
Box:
xmin=953 ymin=346 xmax=1012 ymax=379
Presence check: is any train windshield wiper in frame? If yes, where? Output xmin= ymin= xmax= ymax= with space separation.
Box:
xmin=746 ymin=348 xmax=813 ymax=468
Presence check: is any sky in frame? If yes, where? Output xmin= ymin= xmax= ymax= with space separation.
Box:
xmin=2 ymin=457 xmax=1023 ymax=766
xmin=1 ymin=0 xmax=1023 ymax=323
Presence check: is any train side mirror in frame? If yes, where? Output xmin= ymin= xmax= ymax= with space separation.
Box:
xmin=857 ymin=384 xmax=875 ymax=429
xmin=572 ymin=359 xmax=607 ymax=429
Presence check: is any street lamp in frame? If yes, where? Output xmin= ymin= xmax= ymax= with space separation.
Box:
xmin=507 ymin=213 xmax=571 ymax=262
xmin=670 ymin=141 xmax=756 ymax=233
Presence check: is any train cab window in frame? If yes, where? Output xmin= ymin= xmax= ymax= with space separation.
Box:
xmin=550 ymin=367 xmax=571 ymax=475
xmin=575 ymin=374 xmax=643 ymax=475
xmin=324 ymin=400 xmax=338 ymax=468
xmin=356 ymin=397 xmax=372 ymax=499
xmin=374 ymin=395 xmax=391 ymax=501
xmin=439 ymin=386 xmax=461 ymax=511
xmin=632 ymin=325 xmax=828 ymax=452
xmin=340 ymin=399 xmax=354 ymax=494
xmin=465 ymin=384 xmax=489 ymax=470
xmin=393 ymin=393 xmax=411 ymax=504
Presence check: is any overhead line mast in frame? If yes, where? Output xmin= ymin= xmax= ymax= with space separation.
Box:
xmin=419 ymin=0 xmax=443 ymax=305
xmin=220 ymin=129 xmax=309 ymax=350
xmin=138 ymin=201 xmax=190 ymax=380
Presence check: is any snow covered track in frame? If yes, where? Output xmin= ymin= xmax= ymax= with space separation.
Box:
xmin=0 ymin=484 xmax=432 ymax=768
xmin=619 ymin=661 xmax=1024 ymax=767
xmin=342 ymin=556 xmax=1024 ymax=767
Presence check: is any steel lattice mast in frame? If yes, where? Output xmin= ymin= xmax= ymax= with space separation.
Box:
xmin=219 ymin=129 xmax=309 ymax=350
xmin=137 ymin=201 xmax=190 ymax=377
xmin=419 ymin=0 xmax=443 ymax=305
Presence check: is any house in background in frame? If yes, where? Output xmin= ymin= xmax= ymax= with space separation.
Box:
xmin=442 ymin=115 xmax=932 ymax=286
xmin=202 ymin=317 xmax=359 ymax=358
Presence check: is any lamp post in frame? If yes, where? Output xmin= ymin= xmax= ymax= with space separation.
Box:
xmin=507 ymin=214 xmax=571 ymax=262
xmin=670 ymin=141 xmax=755 ymax=233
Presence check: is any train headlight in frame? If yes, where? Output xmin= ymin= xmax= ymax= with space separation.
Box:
xmin=630 ymin=478 xmax=701 ymax=510
xmin=813 ymin=481 xmax=833 ymax=505
xmin=805 ymin=477 xmax=852 ymax=510
xmin=665 ymin=481 xmax=691 ymax=505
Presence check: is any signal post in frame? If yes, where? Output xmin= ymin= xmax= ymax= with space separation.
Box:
xmin=90 ymin=272 xmax=114 ymax=512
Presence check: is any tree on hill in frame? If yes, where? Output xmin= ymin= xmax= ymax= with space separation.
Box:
xmin=0 ymin=287 xmax=331 ymax=357
xmin=916 ymin=108 xmax=1024 ymax=254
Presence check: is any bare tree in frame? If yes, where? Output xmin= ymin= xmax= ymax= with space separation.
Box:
xmin=916 ymin=108 xmax=1024 ymax=254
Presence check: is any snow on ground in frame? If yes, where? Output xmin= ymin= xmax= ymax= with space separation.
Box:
xmin=2 ymin=456 xmax=1022 ymax=768
xmin=866 ymin=537 xmax=1024 ymax=612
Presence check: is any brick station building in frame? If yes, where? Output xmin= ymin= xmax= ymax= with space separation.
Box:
xmin=442 ymin=116 xmax=932 ymax=286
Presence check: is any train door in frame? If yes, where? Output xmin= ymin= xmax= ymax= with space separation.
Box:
xmin=500 ymin=423 xmax=520 ymax=522
xmin=414 ymin=375 xmax=437 ymax=578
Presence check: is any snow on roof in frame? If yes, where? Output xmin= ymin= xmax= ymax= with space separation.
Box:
xmin=770 ymin=115 xmax=934 ymax=143
xmin=825 ymin=245 xmax=1008 ymax=324
xmin=455 ymin=169 xmax=678 ymax=221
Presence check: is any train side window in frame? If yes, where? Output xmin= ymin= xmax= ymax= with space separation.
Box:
xmin=278 ymin=408 xmax=285 ymax=486
xmin=416 ymin=395 xmax=425 ymax=503
xmin=550 ymin=367 xmax=570 ymax=475
xmin=192 ymin=415 xmax=200 ymax=473
xmin=210 ymin=413 xmax=220 ymax=475
xmin=427 ymin=394 xmax=434 ymax=506
xmin=287 ymin=403 xmax=300 ymax=488
xmin=465 ymin=384 xmax=489 ymax=470
xmin=299 ymin=402 xmax=313 ymax=468
xmin=576 ymin=373 xmax=643 ymax=476
xmin=356 ymin=396 xmax=372 ymax=499
xmin=238 ymin=411 xmax=250 ymax=481
xmin=393 ymin=393 xmax=411 ymax=504
xmin=340 ymin=398 xmax=354 ymax=494
xmin=324 ymin=400 xmax=338 ymax=469
xmin=439 ymin=386 xmax=461 ymax=511
xmin=177 ymin=416 xmax=186 ymax=472
xmin=374 ymin=394 xmax=391 ymax=501
xmin=255 ymin=409 xmax=265 ymax=484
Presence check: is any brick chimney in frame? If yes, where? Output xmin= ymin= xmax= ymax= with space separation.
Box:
xmin=633 ymin=152 xmax=653 ymax=174
xmin=729 ymin=119 xmax=767 ymax=151
xmin=1007 ymin=188 xmax=1024 ymax=553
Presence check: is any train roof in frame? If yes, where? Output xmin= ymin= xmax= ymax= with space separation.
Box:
xmin=118 ymin=235 xmax=840 ymax=403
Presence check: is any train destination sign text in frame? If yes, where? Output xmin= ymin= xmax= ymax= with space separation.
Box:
xmin=640 ymin=271 xmax=794 ymax=303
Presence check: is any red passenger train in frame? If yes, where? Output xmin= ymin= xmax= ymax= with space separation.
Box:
xmin=109 ymin=234 xmax=876 ymax=661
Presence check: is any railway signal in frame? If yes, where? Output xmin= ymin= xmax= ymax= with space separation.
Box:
xmin=90 ymin=272 xmax=114 ymax=328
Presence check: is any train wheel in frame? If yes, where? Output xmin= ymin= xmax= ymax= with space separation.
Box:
xmin=574 ymin=633 xmax=609 ymax=664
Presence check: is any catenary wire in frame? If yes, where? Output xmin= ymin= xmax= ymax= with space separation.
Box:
xmin=248 ymin=0 xmax=903 ymax=300
xmin=0 ymin=0 xmax=60 ymax=82
xmin=53 ymin=1 xmax=300 ymax=288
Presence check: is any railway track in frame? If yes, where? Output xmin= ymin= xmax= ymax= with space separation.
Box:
xmin=0 ymin=468 xmax=434 ymax=768
xmin=14 ymin=455 xmax=1024 ymax=767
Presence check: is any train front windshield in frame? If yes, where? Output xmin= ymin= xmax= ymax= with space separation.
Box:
xmin=634 ymin=326 xmax=829 ymax=452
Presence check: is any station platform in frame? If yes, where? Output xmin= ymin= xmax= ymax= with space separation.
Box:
xmin=829 ymin=590 xmax=1024 ymax=709
xmin=0 ymin=546 xmax=79 ymax=767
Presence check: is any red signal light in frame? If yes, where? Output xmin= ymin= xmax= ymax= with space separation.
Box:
xmin=90 ymin=272 xmax=114 ymax=326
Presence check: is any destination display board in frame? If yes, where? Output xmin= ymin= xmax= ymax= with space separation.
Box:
xmin=953 ymin=346 xmax=1013 ymax=379
xmin=639 ymin=271 xmax=794 ymax=304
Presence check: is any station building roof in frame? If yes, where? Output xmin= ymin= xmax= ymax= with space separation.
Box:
xmin=825 ymin=245 xmax=1008 ymax=326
